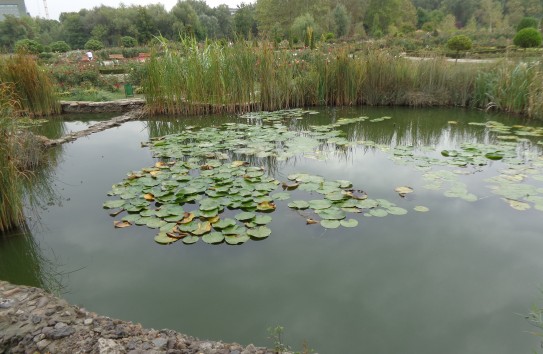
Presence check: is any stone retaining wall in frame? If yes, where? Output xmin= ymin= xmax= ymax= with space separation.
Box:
xmin=0 ymin=281 xmax=275 ymax=354
xmin=61 ymin=99 xmax=145 ymax=114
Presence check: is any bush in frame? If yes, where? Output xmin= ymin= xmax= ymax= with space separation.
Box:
xmin=513 ymin=28 xmax=542 ymax=48
xmin=121 ymin=36 xmax=138 ymax=48
xmin=517 ymin=17 xmax=538 ymax=32
xmin=85 ymin=39 xmax=104 ymax=51
xmin=50 ymin=41 xmax=71 ymax=53
xmin=14 ymin=39 xmax=43 ymax=54
xmin=446 ymin=35 xmax=472 ymax=53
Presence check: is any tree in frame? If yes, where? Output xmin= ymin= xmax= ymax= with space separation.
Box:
xmin=84 ymin=39 xmax=104 ymax=50
xmin=513 ymin=27 xmax=542 ymax=48
xmin=291 ymin=13 xmax=320 ymax=44
xmin=517 ymin=16 xmax=538 ymax=31
xmin=50 ymin=41 xmax=71 ymax=52
xmin=446 ymin=34 xmax=472 ymax=58
xmin=234 ymin=3 xmax=258 ymax=39
xmin=332 ymin=4 xmax=351 ymax=37
xmin=477 ymin=0 xmax=504 ymax=32
xmin=60 ymin=13 xmax=88 ymax=49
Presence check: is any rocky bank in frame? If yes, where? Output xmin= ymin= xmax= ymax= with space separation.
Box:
xmin=0 ymin=281 xmax=276 ymax=354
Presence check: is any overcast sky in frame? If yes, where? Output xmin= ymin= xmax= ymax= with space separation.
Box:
xmin=25 ymin=0 xmax=253 ymax=20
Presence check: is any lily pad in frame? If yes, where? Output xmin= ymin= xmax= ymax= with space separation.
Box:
xmin=202 ymin=232 xmax=225 ymax=244
xmin=103 ymin=200 xmax=125 ymax=209
xmin=320 ymin=219 xmax=340 ymax=228
xmin=288 ymin=200 xmax=310 ymax=209
xmin=213 ymin=218 xmax=237 ymax=230
xmin=182 ymin=236 xmax=199 ymax=244
xmin=414 ymin=206 xmax=430 ymax=212
xmin=247 ymin=226 xmax=272 ymax=239
xmin=235 ymin=212 xmax=256 ymax=221
xmin=340 ymin=219 xmax=358 ymax=228
xmin=254 ymin=215 xmax=272 ymax=225
xmin=308 ymin=199 xmax=333 ymax=210
xmin=154 ymin=232 xmax=179 ymax=245
xmin=225 ymin=234 xmax=250 ymax=245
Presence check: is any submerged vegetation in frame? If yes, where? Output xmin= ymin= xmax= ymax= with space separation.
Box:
xmin=143 ymin=40 xmax=543 ymax=120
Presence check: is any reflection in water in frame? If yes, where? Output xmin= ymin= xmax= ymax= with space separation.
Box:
xmin=0 ymin=224 xmax=63 ymax=294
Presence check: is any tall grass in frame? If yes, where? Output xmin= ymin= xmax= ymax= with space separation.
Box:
xmin=0 ymin=53 xmax=60 ymax=117
xmin=143 ymin=40 xmax=543 ymax=120
xmin=0 ymin=84 xmax=25 ymax=233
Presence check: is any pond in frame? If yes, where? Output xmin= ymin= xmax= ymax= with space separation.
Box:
xmin=1 ymin=107 xmax=543 ymax=354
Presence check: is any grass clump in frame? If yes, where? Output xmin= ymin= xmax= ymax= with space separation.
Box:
xmin=0 ymin=53 xmax=60 ymax=116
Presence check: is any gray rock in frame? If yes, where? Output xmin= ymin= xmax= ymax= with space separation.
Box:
xmin=36 ymin=339 xmax=50 ymax=351
xmin=31 ymin=315 xmax=42 ymax=324
xmin=0 ymin=299 xmax=16 ymax=309
xmin=49 ymin=325 xmax=75 ymax=339
xmin=54 ymin=322 xmax=67 ymax=329
xmin=98 ymin=338 xmax=123 ymax=354
xmin=153 ymin=337 xmax=168 ymax=348
xmin=84 ymin=318 xmax=93 ymax=325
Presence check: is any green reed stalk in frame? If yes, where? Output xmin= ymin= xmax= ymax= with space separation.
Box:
xmin=0 ymin=53 xmax=60 ymax=116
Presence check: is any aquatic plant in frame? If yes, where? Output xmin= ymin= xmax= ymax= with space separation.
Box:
xmin=0 ymin=53 xmax=60 ymax=116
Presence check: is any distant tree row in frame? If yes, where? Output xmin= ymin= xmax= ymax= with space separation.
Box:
xmin=1 ymin=0 xmax=543 ymax=51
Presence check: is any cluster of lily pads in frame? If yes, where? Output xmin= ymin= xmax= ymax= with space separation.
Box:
xmin=103 ymin=109 xmax=413 ymax=245
xmin=362 ymin=119 xmax=543 ymax=211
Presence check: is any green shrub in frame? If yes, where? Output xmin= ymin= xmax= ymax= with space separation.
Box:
xmin=85 ymin=39 xmax=104 ymax=51
xmin=446 ymin=35 xmax=472 ymax=57
xmin=50 ymin=41 xmax=71 ymax=53
xmin=14 ymin=39 xmax=43 ymax=54
xmin=513 ymin=28 xmax=542 ymax=48
xmin=517 ymin=17 xmax=538 ymax=32
xmin=121 ymin=36 xmax=138 ymax=48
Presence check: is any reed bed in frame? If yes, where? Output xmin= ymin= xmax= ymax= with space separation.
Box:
xmin=143 ymin=41 xmax=543 ymax=120
xmin=0 ymin=84 xmax=25 ymax=233
xmin=0 ymin=53 xmax=60 ymax=117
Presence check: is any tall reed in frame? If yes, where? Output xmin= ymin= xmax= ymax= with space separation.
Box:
xmin=143 ymin=40 xmax=543 ymax=120
xmin=0 ymin=53 xmax=60 ymax=117
xmin=0 ymin=84 xmax=25 ymax=233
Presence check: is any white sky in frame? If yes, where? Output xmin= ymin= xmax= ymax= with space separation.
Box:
xmin=25 ymin=0 xmax=253 ymax=20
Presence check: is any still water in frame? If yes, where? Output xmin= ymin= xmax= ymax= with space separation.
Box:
xmin=1 ymin=107 xmax=543 ymax=353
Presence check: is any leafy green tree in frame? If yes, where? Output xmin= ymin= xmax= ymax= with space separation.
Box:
xmin=172 ymin=1 xmax=204 ymax=39
xmin=213 ymin=4 xmax=233 ymax=38
xmin=476 ymin=0 xmax=504 ymax=32
xmin=505 ymin=0 xmax=525 ymax=27
xmin=291 ymin=13 xmax=320 ymax=44
xmin=121 ymin=36 xmax=138 ymax=47
xmin=234 ymin=3 xmax=258 ymax=39
xmin=14 ymin=39 xmax=43 ymax=54
xmin=84 ymin=39 xmax=104 ymax=50
xmin=60 ymin=13 xmax=88 ymax=49
xmin=517 ymin=16 xmax=538 ymax=31
xmin=333 ymin=4 xmax=351 ymax=37
xmin=441 ymin=0 xmax=477 ymax=26
xmin=0 ymin=15 xmax=35 ymax=50
xmin=513 ymin=27 xmax=542 ymax=48
xmin=50 ymin=41 xmax=71 ymax=52
xmin=446 ymin=34 xmax=472 ymax=57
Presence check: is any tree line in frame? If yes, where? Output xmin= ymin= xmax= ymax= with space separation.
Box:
xmin=0 ymin=0 xmax=542 ymax=51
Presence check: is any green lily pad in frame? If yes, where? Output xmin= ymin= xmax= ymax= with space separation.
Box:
xmin=340 ymin=219 xmax=358 ymax=228
xmin=182 ymin=236 xmax=199 ymax=244
xmin=386 ymin=207 xmax=408 ymax=216
xmin=320 ymin=219 xmax=340 ymax=228
xmin=414 ymin=206 xmax=430 ymax=212
xmin=247 ymin=226 xmax=271 ymax=239
xmin=202 ymin=232 xmax=225 ymax=244
xmin=213 ymin=218 xmax=236 ymax=230
xmin=103 ymin=200 xmax=125 ymax=209
xmin=317 ymin=208 xmax=346 ymax=220
xmin=308 ymin=199 xmax=333 ymax=210
xmin=288 ymin=200 xmax=310 ymax=209
xmin=225 ymin=234 xmax=250 ymax=245
xmin=235 ymin=212 xmax=256 ymax=221
xmin=154 ymin=232 xmax=179 ymax=245
xmin=254 ymin=215 xmax=272 ymax=225
xmin=271 ymin=192 xmax=290 ymax=200
xmin=369 ymin=209 xmax=388 ymax=217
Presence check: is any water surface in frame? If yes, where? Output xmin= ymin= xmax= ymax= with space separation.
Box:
xmin=1 ymin=107 xmax=543 ymax=354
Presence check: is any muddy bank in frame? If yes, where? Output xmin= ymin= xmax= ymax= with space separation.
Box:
xmin=60 ymin=99 xmax=145 ymax=114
